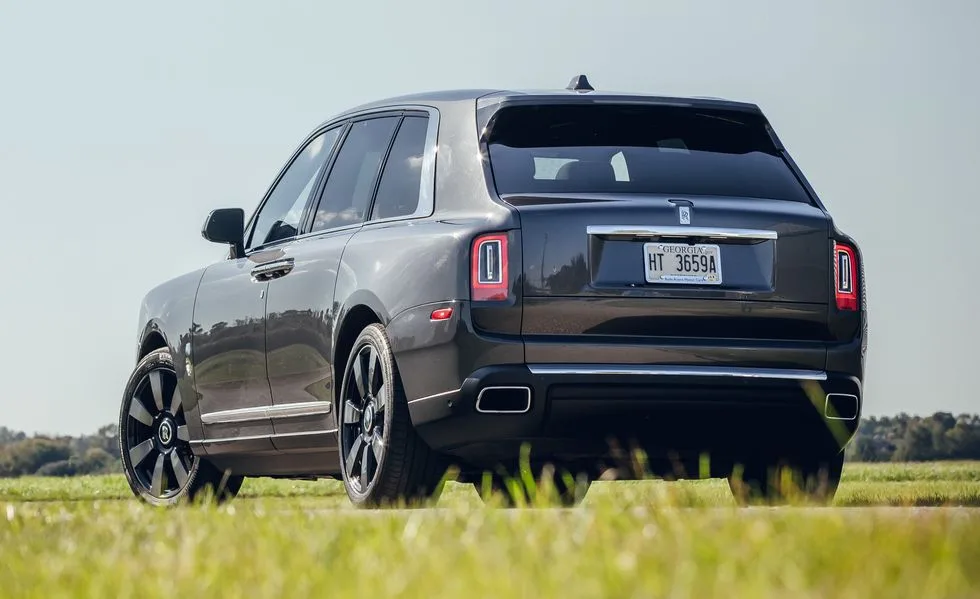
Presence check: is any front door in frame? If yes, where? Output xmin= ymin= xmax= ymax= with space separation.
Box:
xmin=192 ymin=255 xmax=275 ymax=453
xmin=192 ymin=125 xmax=343 ymax=453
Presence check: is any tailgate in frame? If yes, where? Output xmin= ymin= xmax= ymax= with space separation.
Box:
xmin=513 ymin=194 xmax=830 ymax=304
xmin=482 ymin=100 xmax=836 ymax=345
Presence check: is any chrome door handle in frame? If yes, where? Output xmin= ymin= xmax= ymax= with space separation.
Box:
xmin=251 ymin=259 xmax=294 ymax=281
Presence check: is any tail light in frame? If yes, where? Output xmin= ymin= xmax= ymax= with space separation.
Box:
xmin=833 ymin=241 xmax=859 ymax=311
xmin=471 ymin=233 xmax=509 ymax=301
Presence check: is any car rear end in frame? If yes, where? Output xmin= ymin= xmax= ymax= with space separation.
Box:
xmin=413 ymin=93 xmax=866 ymax=476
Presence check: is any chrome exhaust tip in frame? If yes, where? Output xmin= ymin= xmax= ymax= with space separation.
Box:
xmin=475 ymin=386 xmax=532 ymax=414
xmin=824 ymin=393 xmax=859 ymax=421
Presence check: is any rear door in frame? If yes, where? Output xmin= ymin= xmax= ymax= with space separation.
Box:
xmin=264 ymin=114 xmax=401 ymax=450
xmin=483 ymin=102 xmax=835 ymax=361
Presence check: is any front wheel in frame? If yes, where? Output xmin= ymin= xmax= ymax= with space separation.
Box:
xmin=337 ymin=323 xmax=447 ymax=507
xmin=118 ymin=348 xmax=243 ymax=506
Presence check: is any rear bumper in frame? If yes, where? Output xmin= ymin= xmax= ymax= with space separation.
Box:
xmin=408 ymin=362 xmax=861 ymax=466
xmin=387 ymin=302 xmax=865 ymax=470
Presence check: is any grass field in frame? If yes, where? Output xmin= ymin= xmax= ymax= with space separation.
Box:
xmin=1 ymin=461 xmax=978 ymax=598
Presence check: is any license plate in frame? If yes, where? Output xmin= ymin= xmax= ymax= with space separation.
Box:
xmin=643 ymin=242 xmax=722 ymax=285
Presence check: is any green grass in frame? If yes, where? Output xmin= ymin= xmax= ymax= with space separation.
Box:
xmin=3 ymin=460 xmax=978 ymax=507
xmin=1 ymin=462 xmax=978 ymax=598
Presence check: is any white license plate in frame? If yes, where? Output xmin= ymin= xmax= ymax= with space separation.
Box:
xmin=643 ymin=242 xmax=722 ymax=285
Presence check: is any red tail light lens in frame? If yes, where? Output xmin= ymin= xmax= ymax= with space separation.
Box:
xmin=833 ymin=241 xmax=859 ymax=311
xmin=471 ymin=233 xmax=509 ymax=302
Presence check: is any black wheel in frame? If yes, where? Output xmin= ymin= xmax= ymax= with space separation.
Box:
xmin=119 ymin=348 xmax=243 ymax=506
xmin=337 ymin=323 xmax=447 ymax=507
xmin=728 ymin=452 xmax=844 ymax=506
xmin=475 ymin=467 xmax=592 ymax=508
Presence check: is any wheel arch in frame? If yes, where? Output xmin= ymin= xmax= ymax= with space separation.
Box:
xmin=332 ymin=296 xmax=389 ymax=408
xmin=137 ymin=321 xmax=170 ymax=362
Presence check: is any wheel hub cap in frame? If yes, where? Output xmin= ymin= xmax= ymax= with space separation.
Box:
xmin=158 ymin=418 xmax=175 ymax=448
xmin=362 ymin=402 xmax=375 ymax=433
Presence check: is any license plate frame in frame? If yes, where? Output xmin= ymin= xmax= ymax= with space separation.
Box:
xmin=643 ymin=242 xmax=723 ymax=285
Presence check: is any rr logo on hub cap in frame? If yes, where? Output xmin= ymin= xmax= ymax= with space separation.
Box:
xmin=159 ymin=421 xmax=173 ymax=445
xmin=362 ymin=404 xmax=375 ymax=433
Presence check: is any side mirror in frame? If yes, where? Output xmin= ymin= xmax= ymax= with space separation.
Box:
xmin=201 ymin=208 xmax=245 ymax=258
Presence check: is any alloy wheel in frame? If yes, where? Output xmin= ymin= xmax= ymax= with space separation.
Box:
xmin=123 ymin=366 xmax=197 ymax=499
xmin=340 ymin=344 xmax=388 ymax=496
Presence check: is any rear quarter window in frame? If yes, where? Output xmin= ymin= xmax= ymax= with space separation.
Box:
xmin=485 ymin=103 xmax=812 ymax=204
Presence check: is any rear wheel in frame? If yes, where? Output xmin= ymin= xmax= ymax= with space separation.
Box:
xmin=337 ymin=323 xmax=447 ymax=507
xmin=119 ymin=348 xmax=242 ymax=506
xmin=728 ymin=452 xmax=844 ymax=505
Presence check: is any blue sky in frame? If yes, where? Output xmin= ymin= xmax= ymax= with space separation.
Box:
xmin=1 ymin=0 xmax=977 ymax=434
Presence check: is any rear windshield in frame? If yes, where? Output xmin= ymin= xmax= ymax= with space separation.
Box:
xmin=485 ymin=103 xmax=812 ymax=203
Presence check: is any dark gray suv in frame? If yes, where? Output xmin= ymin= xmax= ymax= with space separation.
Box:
xmin=118 ymin=76 xmax=867 ymax=507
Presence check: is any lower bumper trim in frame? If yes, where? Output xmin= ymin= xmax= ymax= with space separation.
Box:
xmin=526 ymin=364 xmax=828 ymax=381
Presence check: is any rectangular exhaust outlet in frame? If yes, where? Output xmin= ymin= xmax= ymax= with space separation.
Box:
xmin=824 ymin=393 xmax=859 ymax=421
xmin=475 ymin=386 xmax=532 ymax=413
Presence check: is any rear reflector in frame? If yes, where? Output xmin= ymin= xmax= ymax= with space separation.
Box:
xmin=471 ymin=233 xmax=509 ymax=301
xmin=833 ymin=241 xmax=859 ymax=311
xmin=430 ymin=307 xmax=454 ymax=321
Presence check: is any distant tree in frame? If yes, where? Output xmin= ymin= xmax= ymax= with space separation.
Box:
xmin=0 ymin=426 xmax=26 ymax=447
xmin=0 ymin=437 xmax=71 ymax=476
xmin=846 ymin=412 xmax=980 ymax=462
xmin=77 ymin=447 xmax=116 ymax=474
xmin=35 ymin=460 xmax=77 ymax=477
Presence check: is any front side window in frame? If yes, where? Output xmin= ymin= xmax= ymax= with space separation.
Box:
xmin=311 ymin=117 xmax=399 ymax=233
xmin=247 ymin=127 xmax=342 ymax=250
xmin=370 ymin=116 xmax=429 ymax=220
xmin=486 ymin=104 xmax=811 ymax=203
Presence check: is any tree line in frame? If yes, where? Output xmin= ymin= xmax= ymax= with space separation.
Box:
xmin=1 ymin=412 xmax=979 ymax=477
xmin=0 ymin=424 xmax=120 ymax=477
xmin=844 ymin=412 xmax=980 ymax=462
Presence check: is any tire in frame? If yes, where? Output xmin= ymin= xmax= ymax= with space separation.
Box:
xmin=337 ymin=323 xmax=448 ymax=507
xmin=118 ymin=348 xmax=243 ymax=506
xmin=474 ymin=466 xmax=592 ymax=508
xmin=727 ymin=451 xmax=844 ymax=506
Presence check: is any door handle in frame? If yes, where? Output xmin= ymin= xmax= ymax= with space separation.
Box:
xmin=251 ymin=259 xmax=294 ymax=281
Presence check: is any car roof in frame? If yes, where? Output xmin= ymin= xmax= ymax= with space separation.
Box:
xmin=320 ymin=83 xmax=762 ymax=127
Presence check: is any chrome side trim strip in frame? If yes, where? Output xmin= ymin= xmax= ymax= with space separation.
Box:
xmin=200 ymin=402 xmax=332 ymax=425
xmin=190 ymin=428 xmax=338 ymax=446
xmin=407 ymin=388 xmax=461 ymax=405
xmin=587 ymin=225 xmax=778 ymax=241
xmin=526 ymin=364 xmax=827 ymax=381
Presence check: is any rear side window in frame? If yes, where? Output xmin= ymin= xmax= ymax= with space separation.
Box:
xmin=370 ymin=116 xmax=428 ymax=220
xmin=485 ymin=104 xmax=811 ymax=203
xmin=311 ymin=116 xmax=399 ymax=233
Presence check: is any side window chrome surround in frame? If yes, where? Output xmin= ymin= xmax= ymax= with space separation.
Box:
xmin=242 ymin=122 xmax=349 ymax=253
xmin=307 ymin=114 xmax=401 ymax=234
xmin=364 ymin=106 xmax=439 ymax=226
xmin=241 ymin=104 xmax=439 ymax=254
